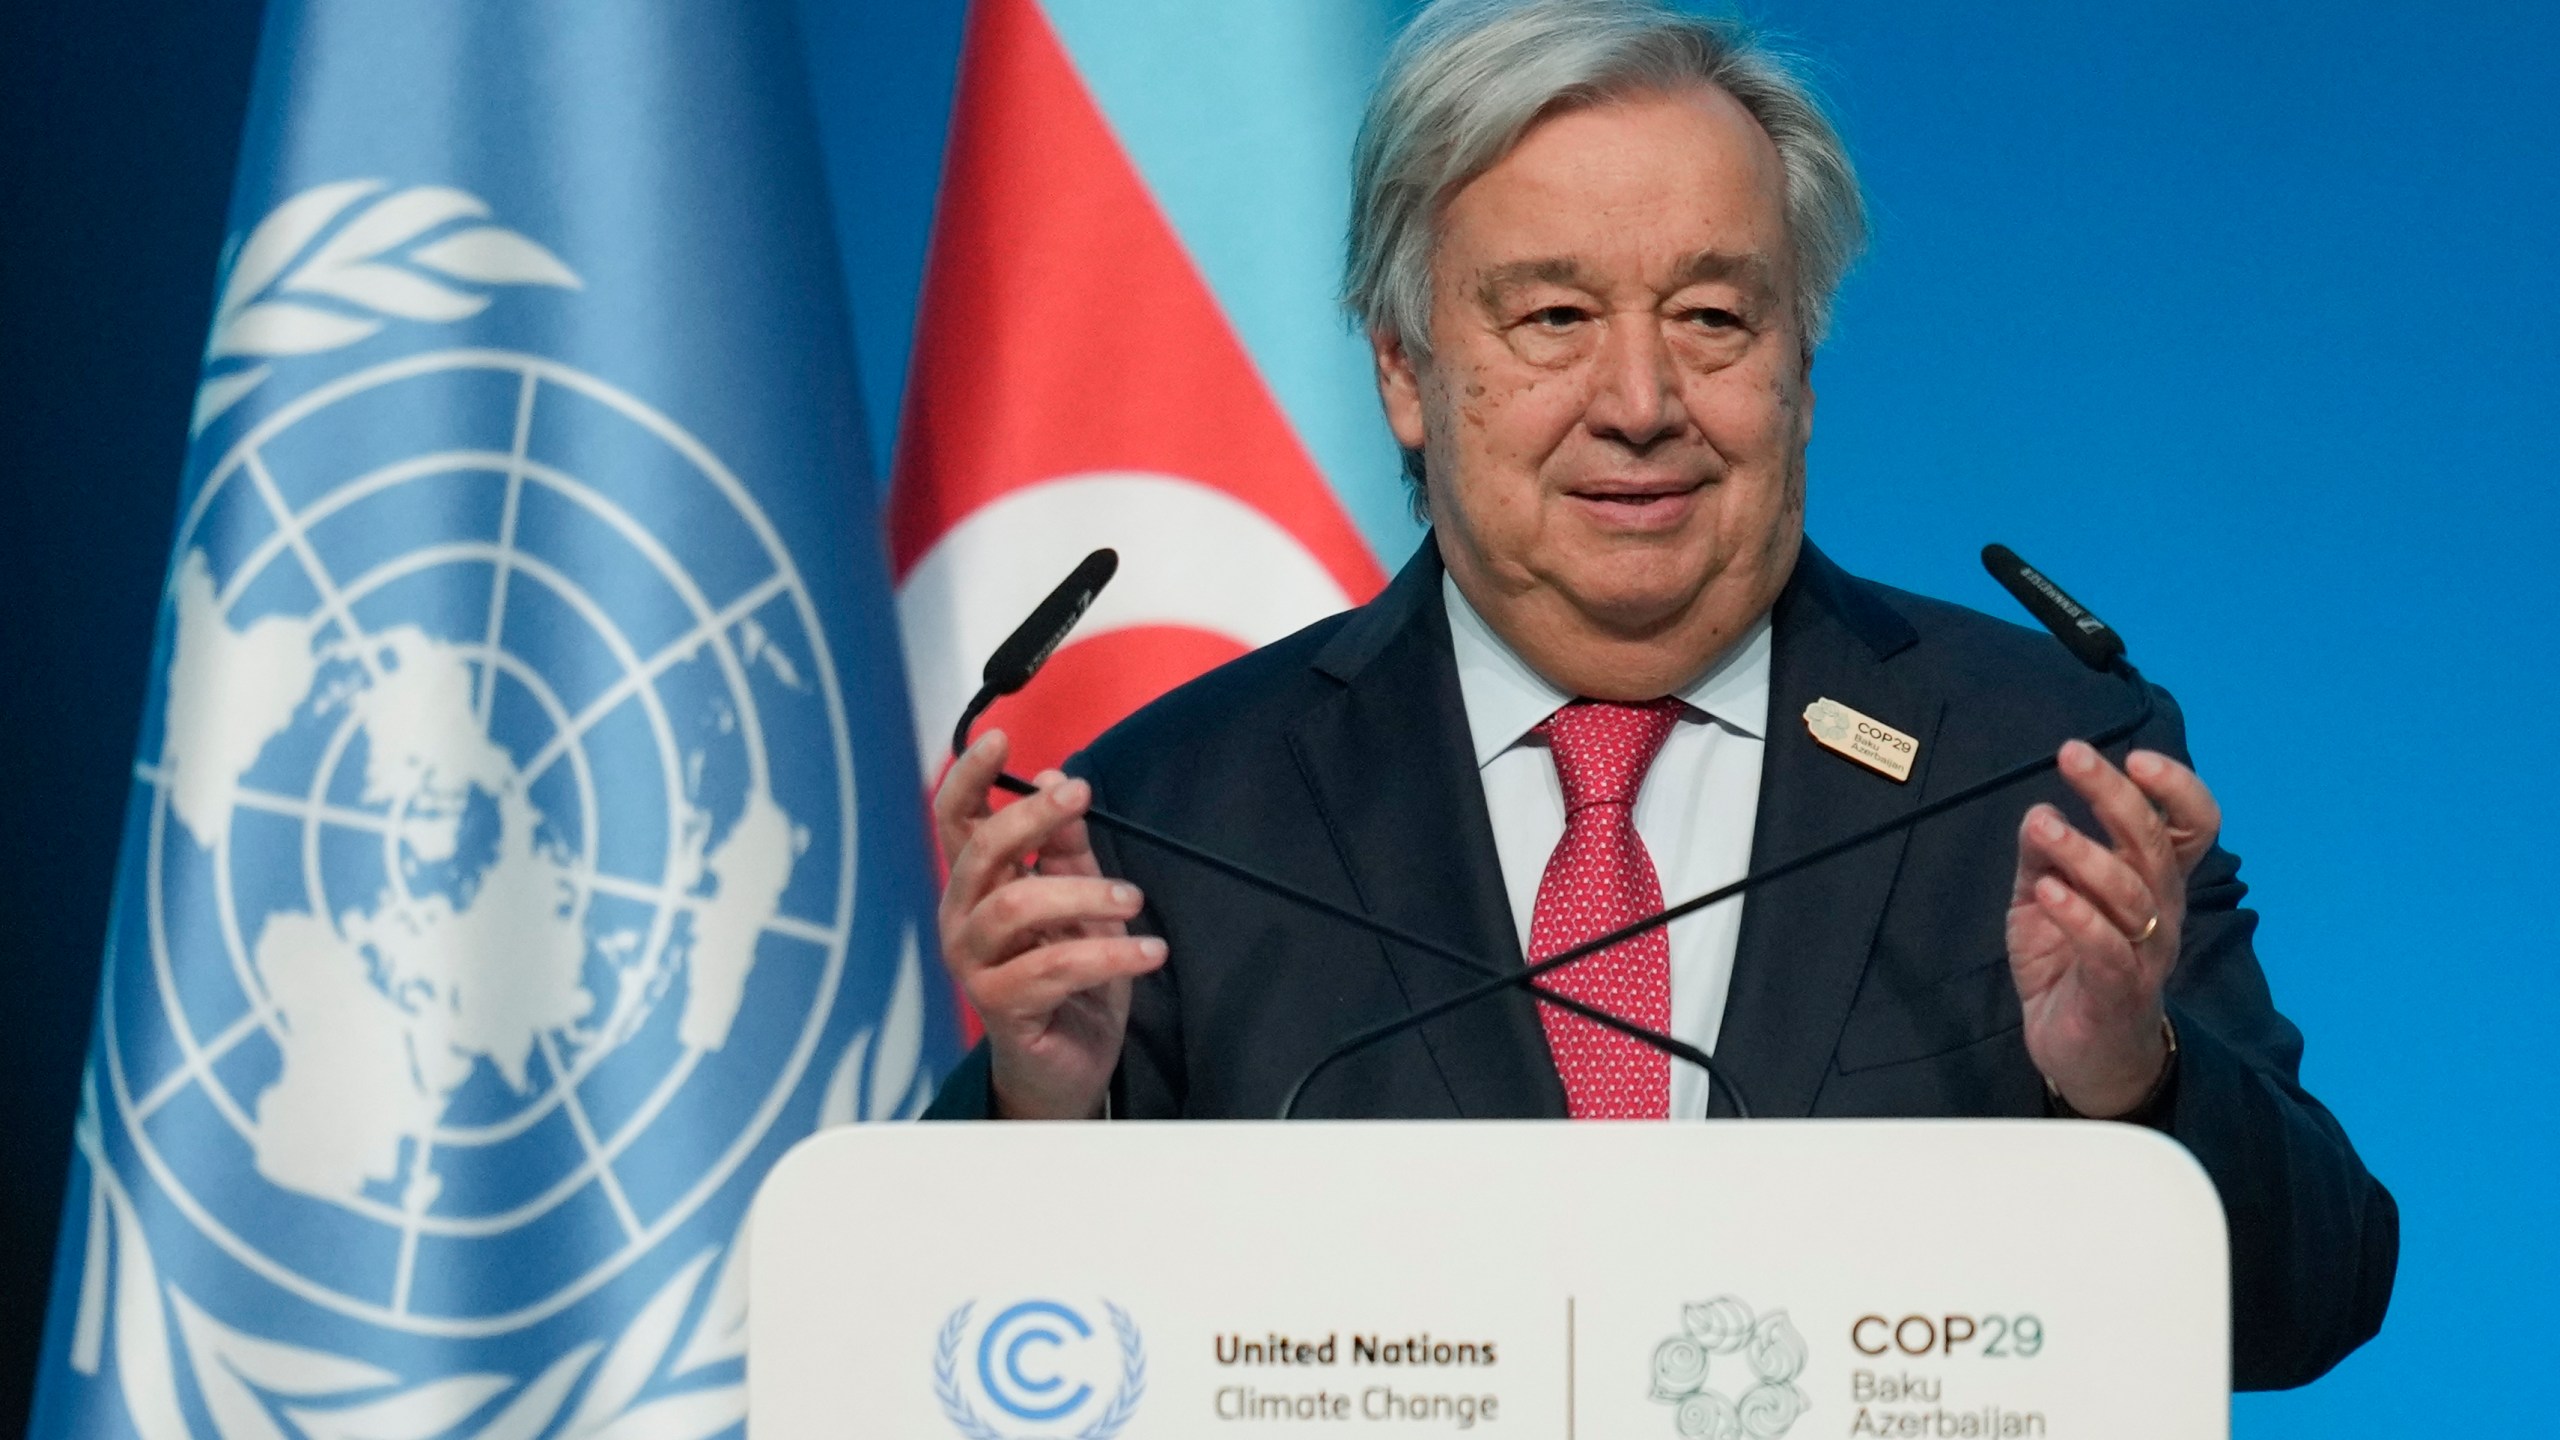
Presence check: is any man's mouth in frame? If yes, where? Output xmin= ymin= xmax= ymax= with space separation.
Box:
xmin=1565 ymin=478 xmax=1707 ymax=527
xmin=1569 ymin=475 xmax=1706 ymax=499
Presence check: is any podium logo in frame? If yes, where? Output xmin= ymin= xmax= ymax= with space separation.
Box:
xmin=1649 ymin=1297 xmax=1810 ymax=1439
xmin=934 ymin=1298 xmax=1147 ymax=1439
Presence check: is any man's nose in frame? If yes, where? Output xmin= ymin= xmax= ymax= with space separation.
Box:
xmin=1583 ymin=314 xmax=1687 ymax=450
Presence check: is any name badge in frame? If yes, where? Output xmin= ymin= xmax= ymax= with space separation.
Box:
xmin=1803 ymin=697 xmax=1917 ymax=783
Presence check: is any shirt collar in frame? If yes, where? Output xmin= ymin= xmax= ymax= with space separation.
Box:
xmin=1442 ymin=571 xmax=1772 ymax=770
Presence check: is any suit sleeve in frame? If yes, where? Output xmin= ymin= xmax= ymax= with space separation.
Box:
xmin=1086 ymin=763 xmax=1186 ymax=1116
xmin=2141 ymin=686 xmax=2399 ymax=1389
xmin=919 ymin=1041 xmax=997 ymax=1121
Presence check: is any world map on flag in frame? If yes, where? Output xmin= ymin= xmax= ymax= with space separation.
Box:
xmin=157 ymin=549 xmax=791 ymax=1212
xmin=106 ymin=353 xmax=873 ymax=1334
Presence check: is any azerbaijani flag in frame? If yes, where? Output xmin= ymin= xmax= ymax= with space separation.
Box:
xmin=889 ymin=0 xmax=1420 ymax=787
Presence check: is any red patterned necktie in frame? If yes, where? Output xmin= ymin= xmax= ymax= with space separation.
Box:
xmin=1529 ymin=698 xmax=1682 ymax=1119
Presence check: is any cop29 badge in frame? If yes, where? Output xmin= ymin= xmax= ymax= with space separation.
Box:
xmin=935 ymin=1299 xmax=1146 ymax=1440
xmin=1651 ymin=1296 xmax=1810 ymax=1439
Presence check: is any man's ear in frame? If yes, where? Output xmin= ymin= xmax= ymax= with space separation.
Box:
xmin=1372 ymin=325 xmax=1429 ymax=451
xmin=1794 ymin=348 xmax=1818 ymax=448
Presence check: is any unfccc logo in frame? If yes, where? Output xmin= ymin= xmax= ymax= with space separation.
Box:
xmin=934 ymin=1298 xmax=1146 ymax=1440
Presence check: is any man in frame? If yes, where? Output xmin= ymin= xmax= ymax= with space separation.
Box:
xmin=922 ymin=0 xmax=2395 ymax=1389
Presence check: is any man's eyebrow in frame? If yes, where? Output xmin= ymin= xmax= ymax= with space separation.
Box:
xmin=1474 ymin=258 xmax=1593 ymax=305
xmin=1669 ymin=249 xmax=1778 ymax=295
xmin=1473 ymin=251 xmax=1781 ymax=307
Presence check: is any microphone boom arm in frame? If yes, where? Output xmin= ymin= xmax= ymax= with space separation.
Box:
xmin=970 ymin=761 xmax=1746 ymax=1115
xmin=1273 ymin=658 xmax=2155 ymax=1119
xmin=947 ymin=543 xmax=2149 ymax=1124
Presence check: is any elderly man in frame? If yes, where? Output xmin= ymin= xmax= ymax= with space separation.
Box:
xmin=922 ymin=0 xmax=2395 ymax=1389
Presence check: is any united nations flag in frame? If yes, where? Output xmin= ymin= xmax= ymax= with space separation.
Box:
xmin=28 ymin=7 xmax=957 ymax=1440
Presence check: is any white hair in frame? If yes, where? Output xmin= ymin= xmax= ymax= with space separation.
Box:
xmin=1344 ymin=0 xmax=1867 ymax=363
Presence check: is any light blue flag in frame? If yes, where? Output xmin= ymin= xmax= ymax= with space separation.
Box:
xmin=29 ymin=7 xmax=956 ymax=1439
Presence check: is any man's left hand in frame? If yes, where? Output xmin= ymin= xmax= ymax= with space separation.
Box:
xmin=2008 ymin=739 xmax=2222 ymax=1118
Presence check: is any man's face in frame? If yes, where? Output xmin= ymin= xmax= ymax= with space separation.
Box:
xmin=1377 ymin=84 xmax=1812 ymax=694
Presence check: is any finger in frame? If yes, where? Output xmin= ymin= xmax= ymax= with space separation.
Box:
xmin=2125 ymin=749 xmax=2222 ymax=872
xmin=2005 ymin=897 xmax=2069 ymax=974
xmin=2030 ymin=874 xmax=2148 ymax=995
xmin=2057 ymin=740 xmax=2176 ymax=889
xmin=958 ymin=875 xmax=1144 ymax=974
xmin=1026 ymin=769 xmax=1104 ymax=880
xmin=2018 ymin=803 xmax=2160 ymax=941
xmin=947 ymin=771 xmax=1094 ymax=915
xmin=932 ymin=729 xmax=1009 ymax=867
xmin=971 ymin=934 xmax=1169 ymax=1024
xmin=2009 ymin=804 xmax=2068 ymax=901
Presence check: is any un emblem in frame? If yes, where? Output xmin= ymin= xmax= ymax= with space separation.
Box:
xmin=934 ymin=1300 xmax=1147 ymax=1440
xmin=64 ymin=176 xmax=935 ymax=1440
xmin=104 ymin=346 xmax=879 ymax=1331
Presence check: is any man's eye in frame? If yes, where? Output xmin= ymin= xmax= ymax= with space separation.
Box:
xmin=1526 ymin=306 xmax=1586 ymax=329
xmin=1686 ymin=307 xmax=1744 ymax=330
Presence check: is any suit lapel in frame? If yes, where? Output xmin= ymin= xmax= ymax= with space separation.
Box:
xmin=1716 ymin=545 xmax=1945 ymax=1117
xmin=1286 ymin=546 xmax=1568 ymax=1118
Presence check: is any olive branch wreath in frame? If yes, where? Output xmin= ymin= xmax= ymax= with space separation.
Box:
xmin=64 ymin=933 xmax=938 ymax=1440
xmin=931 ymin=1303 xmax=1146 ymax=1440
xmin=191 ymin=179 xmax=582 ymax=436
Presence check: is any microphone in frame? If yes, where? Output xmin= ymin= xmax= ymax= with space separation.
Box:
xmin=1273 ymin=545 xmax=2155 ymax=1118
xmin=951 ymin=551 xmax=1750 ymax=1114
xmin=951 ymin=547 xmax=1119 ymax=764
xmin=1981 ymin=543 xmax=2124 ymax=673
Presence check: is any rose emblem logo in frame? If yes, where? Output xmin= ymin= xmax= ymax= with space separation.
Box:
xmin=1802 ymin=698 xmax=1854 ymax=745
xmin=1650 ymin=1297 xmax=1808 ymax=1439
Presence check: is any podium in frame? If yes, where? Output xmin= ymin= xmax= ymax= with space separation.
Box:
xmin=749 ymin=1122 xmax=2229 ymax=1438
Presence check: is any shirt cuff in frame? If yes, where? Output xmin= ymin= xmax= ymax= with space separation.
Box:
xmin=2043 ymin=1014 xmax=2181 ymax=1131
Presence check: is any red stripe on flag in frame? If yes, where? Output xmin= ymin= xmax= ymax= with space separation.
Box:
xmin=888 ymin=0 xmax=1383 ymax=604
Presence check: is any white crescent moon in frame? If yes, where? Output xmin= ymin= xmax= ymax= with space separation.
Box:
xmin=896 ymin=472 xmax=1357 ymax=777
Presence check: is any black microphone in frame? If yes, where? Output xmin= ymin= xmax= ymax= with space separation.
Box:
xmin=1273 ymin=545 xmax=2155 ymax=1118
xmin=1981 ymin=543 xmax=2124 ymax=674
xmin=951 ymin=547 xmax=1119 ymax=763
xmin=951 ymin=553 xmax=1750 ymax=1113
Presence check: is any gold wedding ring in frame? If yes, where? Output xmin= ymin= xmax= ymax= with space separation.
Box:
xmin=2129 ymin=912 xmax=2160 ymax=945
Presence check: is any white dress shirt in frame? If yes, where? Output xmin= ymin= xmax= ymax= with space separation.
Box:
xmin=1442 ymin=574 xmax=1770 ymax=1120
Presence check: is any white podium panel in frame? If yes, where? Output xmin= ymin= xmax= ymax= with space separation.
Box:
xmin=750 ymin=1122 xmax=2228 ymax=1439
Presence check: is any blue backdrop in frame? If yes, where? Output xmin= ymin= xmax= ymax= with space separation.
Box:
xmin=2 ymin=1 xmax=2549 ymax=1433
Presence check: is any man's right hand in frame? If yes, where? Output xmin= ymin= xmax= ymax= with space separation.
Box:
xmin=934 ymin=731 xmax=1166 ymax=1119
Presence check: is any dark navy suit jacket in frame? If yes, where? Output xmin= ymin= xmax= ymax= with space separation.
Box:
xmin=926 ymin=538 xmax=2396 ymax=1390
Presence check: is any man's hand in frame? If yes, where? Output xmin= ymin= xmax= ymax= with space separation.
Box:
xmin=935 ymin=731 xmax=1166 ymax=1119
xmin=2008 ymin=739 xmax=2221 ymax=1118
